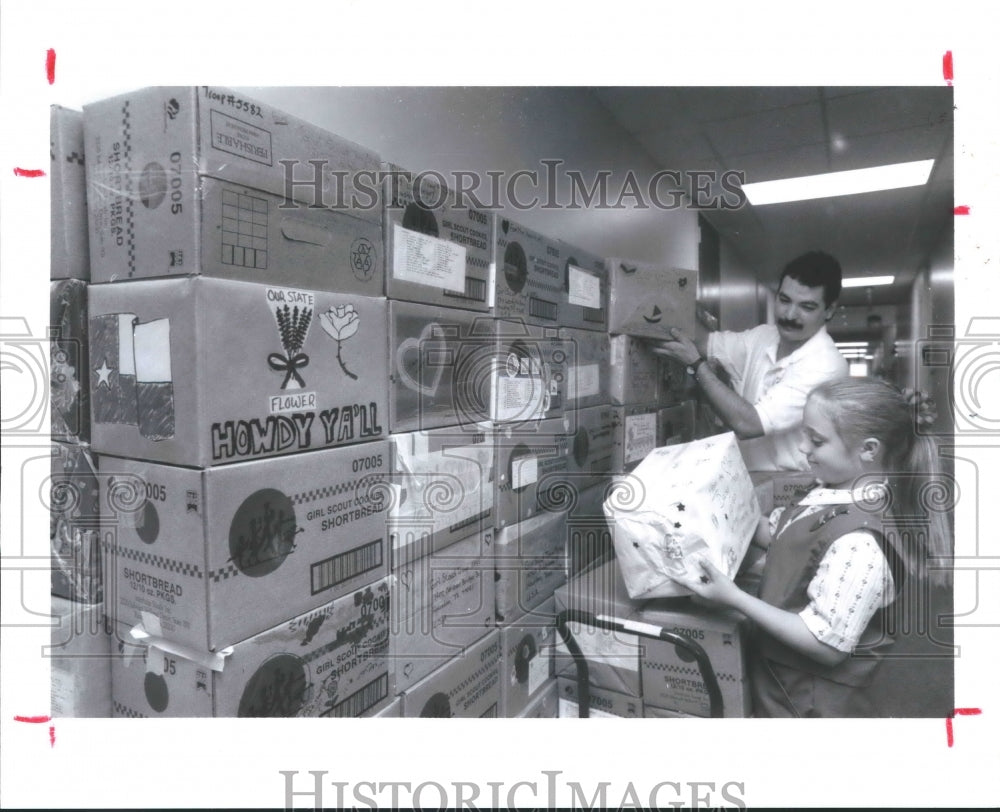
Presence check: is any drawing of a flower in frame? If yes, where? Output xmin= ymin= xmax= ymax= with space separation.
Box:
xmin=320 ymin=304 xmax=360 ymax=379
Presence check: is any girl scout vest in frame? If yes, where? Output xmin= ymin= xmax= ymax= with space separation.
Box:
xmin=754 ymin=501 xmax=907 ymax=715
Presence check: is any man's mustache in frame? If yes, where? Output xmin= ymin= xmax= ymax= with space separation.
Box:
xmin=777 ymin=318 xmax=803 ymax=330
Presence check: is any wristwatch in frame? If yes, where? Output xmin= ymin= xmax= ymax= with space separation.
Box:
xmin=686 ymin=356 xmax=706 ymax=377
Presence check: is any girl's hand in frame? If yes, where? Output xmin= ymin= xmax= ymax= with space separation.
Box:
xmin=672 ymin=556 xmax=743 ymax=608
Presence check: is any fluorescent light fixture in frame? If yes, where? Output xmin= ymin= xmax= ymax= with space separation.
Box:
xmin=841 ymin=275 xmax=895 ymax=288
xmin=742 ymin=159 xmax=934 ymax=205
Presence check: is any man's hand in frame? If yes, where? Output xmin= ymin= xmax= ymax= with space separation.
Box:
xmin=646 ymin=328 xmax=702 ymax=366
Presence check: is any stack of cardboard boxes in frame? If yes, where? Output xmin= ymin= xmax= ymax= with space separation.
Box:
xmin=49 ymin=85 xmax=730 ymax=719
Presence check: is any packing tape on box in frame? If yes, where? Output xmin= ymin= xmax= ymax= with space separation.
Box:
xmin=130 ymin=615 xmax=233 ymax=673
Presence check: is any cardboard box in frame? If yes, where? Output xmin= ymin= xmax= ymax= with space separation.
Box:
xmin=51 ymin=279 xmax=90 ymax=443
xmin=494 ymin=511 xmax=569 ymax=625
xmin=50 ymin=105 xmax=90 ymax=280
xmin=383 ymin=164 xmax=493 ymax=311
xmin=50 ymin=442 xmax=103 ymax=603
xmin=608 ymin=335 xmax=660 ymax=406
xmin=100 ymin=441 xmax=390 ymax=651
xmin=401 ymin=629 xmax=501 ymax=718
xmin=389 ymin=426 xmax=494 ymax=554
xmin=84 ymin=86 xmax=383 ymax=290
xmin=643 ymin=705 xmax=696 ymax=718
xmin=514 ymin=679 xmax=558 ymax=718
xmin=605 ymin=260 xmax=697 ymax=338
xmin=498 ymin=599 xmax=556 ymax=717
xmin=111 ymin=578 xmax=392 ymax=717
xmin=50 ymin=597 xmax=112 ymax=717
xmin=657 ymin=400 xmax=697 ymax=448
xmin=632 ymin=599 xmax=751 ymax=718
xmin=493 ymin=417 xmax=569 ymax=530
xmin=659 ymin=357 xmax=691 ymax=406
xmin=612 ymin=403 xmax=659 ymax=474
xmin=557 ymin=677 xmax=642 ymax=719
xmin=391 ymin=530 xmax=495 ymax=693
xmin=493 ymin=218 xmax=607 ymax=331
xmin=371 ymin=695 xmax=402 ymax=717
xmin=558 ymin=327 xmax=610 ymax=409
xmin=770 ymin=472 xmax=819 ymax=509
xmin=552 ymin=559 xmax=642 ymax=697
xmin=389 ymin=302 xmax=566 ymax=433
xmin=88 ymin=278 xmax=388 ymax=467
xmin=606 ymin=432 xmax=760 ymax=600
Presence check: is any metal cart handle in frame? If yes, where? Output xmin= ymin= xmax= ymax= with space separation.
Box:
xmin=555 ymin=608 xmax=725 ymax=718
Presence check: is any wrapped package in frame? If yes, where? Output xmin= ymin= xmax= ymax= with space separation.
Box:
xmin=604 ymin=432 xmax=760 ymax=599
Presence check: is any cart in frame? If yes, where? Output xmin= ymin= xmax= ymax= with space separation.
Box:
xmin=555 ymin=608 xmax=725 ymax=718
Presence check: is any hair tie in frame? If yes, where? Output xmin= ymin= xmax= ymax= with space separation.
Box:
xmin=902 ymin=388 xmax=937 ymax=427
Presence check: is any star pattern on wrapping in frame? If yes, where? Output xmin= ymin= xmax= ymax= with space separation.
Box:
xmin=95 ymin=360 xmax=113 ymax=388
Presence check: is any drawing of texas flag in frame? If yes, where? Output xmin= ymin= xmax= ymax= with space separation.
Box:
xmin=90 ymin=313 xmax=138 ymax=425
xmin=134 ymin=318 xmax=175 ymax=440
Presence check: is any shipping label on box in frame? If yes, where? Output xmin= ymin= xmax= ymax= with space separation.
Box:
xmin=50 ymin=597 xmax=112 ymax=717
xmin=389 ymin=427 xmax=494 ymax=555
xmin=557 ymin=677 xmax=642 ymax=719
xmin=657 ymin=400 xmax=697 ymax=448
xmin=608 ymin=334 xmax=660 ymax=406
xmin=88 ymin=278 xmax=388 ymax=467
xmin=493 ymin=218 xmax=607 ymax=331
xmin=606 ymin=432 xmax=760 ymax=600
xmin=606 ymin=260 xmax=697 ymax=338
xmin=493 ymin=319 xmax=568 ymax=423
xmin=558 ymin=327 xmax=610 ymax=409
xmin=632 ymin=601 xmax=751 ymax=718
xmin=383 ymin=164 xmax=493 ymax=311
xmin=494 ymin=511 xmax=568 ymax=624
xmin=101 ymin=441 xmax=390 ymax=651
xmin=612 ymin=404 xmax=659 ymax=474
xmin=50 ymin=442 xmax=103 ymax=604
xmin=498 ymin=600 xmax=555 ymax=717
xmin=402 ymin=629 xmax=500 ymax=718
xmin=84 ymin=86 xmax=383 ymax=288
xmin=51 ymin=279 xmax=90 ymax=443
xmin=391 ymin=530 xmax=495 ymax=693
xmin=552 ymin=559 xmax=642 ymax=697
xmin=111 ymin=578 xmax=392 ymax=717
xmin=50 ymin=105 xmax=90 ymax=281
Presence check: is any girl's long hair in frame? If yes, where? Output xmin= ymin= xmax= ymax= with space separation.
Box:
xmin=809 ymin=377 xmax=952 ymax=587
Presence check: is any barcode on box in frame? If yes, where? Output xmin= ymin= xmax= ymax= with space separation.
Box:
xmin=530 ymin=297 xmax=558 ymax=321
xmin=443 ymin=277 xmax=488 ymax=303
xmin=310 ymin=539 xmax=384 ymax=595
xmin=327 ymin=673 xmax=390 ymax=717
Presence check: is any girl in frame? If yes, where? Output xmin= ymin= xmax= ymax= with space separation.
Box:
xmin=677 ymin=378 xmax=950 ymax=717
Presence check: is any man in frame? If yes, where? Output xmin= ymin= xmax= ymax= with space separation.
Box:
xmin=649 ymin=250 xmax=848 ymax=471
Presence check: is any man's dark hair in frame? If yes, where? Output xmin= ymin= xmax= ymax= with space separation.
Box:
xmin=779 ymin=250 xmax=842 ymax=307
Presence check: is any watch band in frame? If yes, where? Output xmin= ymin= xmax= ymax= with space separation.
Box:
xmin=687 ymin=356 xmax=706 ymax=377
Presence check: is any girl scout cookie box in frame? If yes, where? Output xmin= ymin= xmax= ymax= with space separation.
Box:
xmin=84 ymin=86 xmax=382 ymax=292
xmin=498 ymin=598 xmax=556 ymax=717
xmin=100 ymin=441 xmax=390 ymax=652
xmin=390 ymin=529 xmax=495 ymax=694
xmin=50 ymin=441 xmax=103 ymax=604
xmin=51 ymin=278 xmax=90 ymax=443
xmin=389 ymin=301 xmax=566 ymax=433
xmin=606 ymin=432 xmax=759 ymax=600
xmin=515 ymin=679 xmax=558 ymax=718
xmin=401 ymin=629 xmax=500 ymax=718
xmin=609 ymin=334 xmax=660 ymax=407
xmin=388 ymin=425 xmax=494 ymax=554
xmin=494 ymin=218 xmax=608 ymax=332
xmin=383 ymin=163 xmax=493 ymax=312
xmin=88 ymin=278 xmax=387 ymax=467
xmin=612 ymin=402 xmax=659 ymax=474
xmin=50 ymin=105 xmax=90 ymax=281
xmin=111 ymin=578 xmax=392 ymax=717
xmin=557 ymin=677 xmax=642 ymax=719
xmin=494 ymin=511 xmax=569 ymax=625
